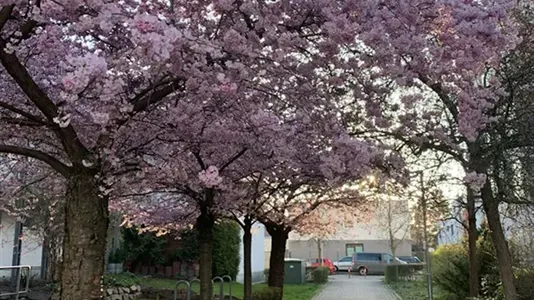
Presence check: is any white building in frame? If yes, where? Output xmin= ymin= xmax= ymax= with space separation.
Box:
xmin=436 ymin=201 xmax=530 ymax=246
xmin=285 ymin=201 xmax=413 ymax=261
xmin=236 ymin=222 xmax=265 ymax=284
xmin=0 ymin=212 xmax=44 ymax=279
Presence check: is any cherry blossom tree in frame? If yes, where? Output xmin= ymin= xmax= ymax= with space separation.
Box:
xmin=0 ymin=1 xmax=521 ymax=299
xmin=255 ymin=154 xmax=403 ymax=298
xmin=338 ymin=1 xmax=521 ymax=298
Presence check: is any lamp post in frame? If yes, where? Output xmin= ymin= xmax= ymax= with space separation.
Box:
xmin=419 ymin=171 xmax=434 ymax=300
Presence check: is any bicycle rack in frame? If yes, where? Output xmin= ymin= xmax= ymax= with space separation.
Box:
xmin=222 ymin=275 xmax=232 ymax=299
xmin=173 ymin=276 xmax=232 ymax=300
xmin=173 ymin=280 xmax=191 ymax=300
xmin=212 ymin=277 xmax=224 ymax=300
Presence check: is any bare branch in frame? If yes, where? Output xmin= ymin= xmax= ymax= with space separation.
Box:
xmin=0 ymin=145 xmax=71 ymax=176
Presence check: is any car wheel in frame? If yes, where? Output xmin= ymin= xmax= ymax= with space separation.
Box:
xmin=358 ymin=267 xmax=367 ymax=276
xmin=334 ymin=266 xmax=339 ymax=272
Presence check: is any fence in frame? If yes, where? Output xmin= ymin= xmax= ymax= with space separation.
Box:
xmin=174 ymin=275 xmax=232 ymax=300
xmin=0 ymin=265 xmax=31 ymax=300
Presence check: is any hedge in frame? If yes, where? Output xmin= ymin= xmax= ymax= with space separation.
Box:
xmin=312 ymin=267 xmax=330 ymax=284
xmin=385 ymin=265 xmax=399 ymax=283
xmin=251 ymin=287 xmax=283 ymax=300
xmin=212 ymin=221 xmax=241 ymax=279
xmin=385 ymin=265 xmax=416 ymax=283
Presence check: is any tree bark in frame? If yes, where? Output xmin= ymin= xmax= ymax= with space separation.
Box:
xmin=480 ymin=180 xmax=518 ymax=300
xmin=59 ymin=172 xmax=109 ymax=300
xmin=265 ymin=223 xmax=289 ymax=300
xmin=466 ymin=188 xmax=479 ymax=298
xmin=242 ymin=217 xmax=253 ymax=300
xmin=317 ymin=239 xmax=323 ymax=264
xmin=197 ymin=207 xmax=215 ymax=300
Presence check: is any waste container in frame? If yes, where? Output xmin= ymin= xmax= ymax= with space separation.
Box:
xmin=284 ymin=258 xmax=306 ymax=284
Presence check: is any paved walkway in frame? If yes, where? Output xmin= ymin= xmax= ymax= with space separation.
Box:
xmin=313 ymin=275 xmax=400 ymax=300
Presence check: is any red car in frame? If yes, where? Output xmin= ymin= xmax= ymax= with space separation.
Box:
xmin=308 ymin=258 xmax=336 ymax=274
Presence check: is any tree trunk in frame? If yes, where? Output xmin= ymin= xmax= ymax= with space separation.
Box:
xmin=265 ymin=223 xmax=289 ymax=300
xmin=480 ymin=181 xmax=518 ymax=300
xmin=59 ymin=173 xmax=109 ymax=300
xmin=197 ymin=209 xmax=215 ymax=300
xmin=317 ymin=239 xmax=323 ymax=265
xmin=466 ymin=188 xmax=479 ymax=297
xmin=242 ymin=217 xmax=253 ymax=300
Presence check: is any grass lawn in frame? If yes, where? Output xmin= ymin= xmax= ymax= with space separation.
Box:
xmin=387 ymin=279 xmax=446 ymax=300
xmin=141 ymin=277 xmax=322 ymax=300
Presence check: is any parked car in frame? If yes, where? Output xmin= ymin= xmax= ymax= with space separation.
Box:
xmin=350 ymin=252 xmax=407 ymax=275
xmin=308 ymin=258 xmax=336 ymax=274
xmin=397 ymin=256 xmax=425 ymax=271
xmin=333 ymin=256 xmax=352 ymax=272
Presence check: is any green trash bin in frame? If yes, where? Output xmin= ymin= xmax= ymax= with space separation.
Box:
xmin=284 ymin=258 xmax=306 ymax=284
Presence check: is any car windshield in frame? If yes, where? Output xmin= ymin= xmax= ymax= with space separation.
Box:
xmin=399 ymin=256 xmax=420 ymax=263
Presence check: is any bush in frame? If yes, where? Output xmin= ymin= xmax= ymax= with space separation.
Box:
xmin=515 ymin=268 xmax=534 ymax=300
xmin=212 ymin=221 xmax=241 ymax=279
xmin=398 ymin=264 xmax=417 ymax=278
xmin=305 ymin=266 xmax=315 ymax=281
xmin=251 ymin=287 xmax=283 ymax=300
xmin=385 ymin=265 xmax=415 ymax=283
xmin=385 ymin=265 xmax=399 ymax=283
xmin=312 ymin=266 xmax=329 ymax=284
xmin=102 ymin=273 xmax=141 ymax=287
xmin=431 ymin=244 xmax=470 ymax=300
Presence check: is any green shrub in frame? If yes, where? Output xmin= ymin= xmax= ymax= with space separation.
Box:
xmin=312 ymin=266 xmax=329 ymax=284
xmin=431 ymin=244 xmax=470 ymax=300
xmin=385 ymin=265 xmax=399 ymax=283
xmin=102 ymin=273 xmax=141 ymax=287
xmin=212 ymin=221 xmax=241 ymax=279
xmin=515 ymin=268 xmax=534 ymax=300
xmin=121 ymin=227 xmax=167 ymax=266
xmin=305 ymin=266 xmax=315 ymax=281
xmin=398 ymin=264 xmax=417 ymax=278
xmin=251 ymin=287 xmax=283 ymax=300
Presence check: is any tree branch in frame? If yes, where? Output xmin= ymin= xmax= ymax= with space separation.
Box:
xmin=0 ymin=40 xmax=90 ymax=163
xmin=0 ymin=145 xmax=71 ymax=176
xmin=219 ymin=147 xmax=247 ymax=172
xmin=0 ymin=101 xmax=49 ymax=125
xmin=0 ymin=5 xmax=14 ymax=31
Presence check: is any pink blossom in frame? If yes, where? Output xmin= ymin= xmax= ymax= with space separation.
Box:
xmin=198 ymin=166 xmax=223 ymax=188
xmin=464 ymin=172 xmax=487 ymax=192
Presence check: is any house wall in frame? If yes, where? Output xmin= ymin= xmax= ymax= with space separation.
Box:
xmin=236 ymin=222 xmax=265 ymax=284
xmin=0 ymin=212 xmax=43 ymax=279
xmin=436 ymin=201 xmax=517 ymax=247
xmin=286 ymin=239 xmax=412 ymax=261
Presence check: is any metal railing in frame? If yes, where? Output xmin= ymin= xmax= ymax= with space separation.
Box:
xmin=0 ymin=265 xmax=31 ymax=300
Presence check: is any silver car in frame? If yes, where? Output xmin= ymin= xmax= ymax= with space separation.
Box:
xmin=333 ymin=256 xmax=352 ymax=272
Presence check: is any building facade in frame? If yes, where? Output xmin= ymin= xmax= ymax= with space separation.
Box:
xmin=236 ymin=221 xmax=265 ymax=284
xmin=0 ymin=212 xmax=43 ymax=279
xmin=285 ymin=203 xmax=413 ymax=261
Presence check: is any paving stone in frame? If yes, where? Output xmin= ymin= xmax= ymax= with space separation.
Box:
xmin=312 ymin=275 xmax=400 ymax=300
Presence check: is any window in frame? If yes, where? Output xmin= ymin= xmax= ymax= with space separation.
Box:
xmin=382 ymin=253 xmax=393 ymax=263
xmin=340 ymin=257 xmax=352 ymax=262
xmin=346 ymin=243 xmax=364 ymax=256
xmin=356 ymin=253 xmax=381 ymax=261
